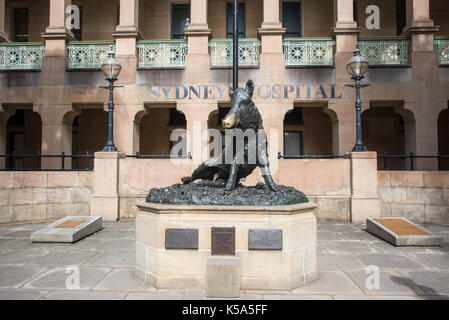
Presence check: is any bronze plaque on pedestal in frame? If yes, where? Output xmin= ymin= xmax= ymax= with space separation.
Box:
xmin=249 ymin=229 xmax=283 ymax=250
xmin=165 ymin=229 xmax=199 ymax=249
xmin=211 ymin=227 xmax=235 ymax=255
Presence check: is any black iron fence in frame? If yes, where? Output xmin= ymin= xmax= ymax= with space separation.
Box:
xmin=0 ymin=151 xmax=94 ymax=171
xmin=126 ymin=152 xmax=192 ymax=160
xmin=378 ymin=152 xmax=449 ymax=171
xmin=278 ymin=152 xmax=345 ymax=160
xmin=1 ymin=151 xmax=448 ymax=171
xmin=278 ymin=152 xmax=449 ymax=171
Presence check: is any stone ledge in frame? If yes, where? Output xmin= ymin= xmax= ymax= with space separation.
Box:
xmin=136 ymin=202 xmax=317 ymax=216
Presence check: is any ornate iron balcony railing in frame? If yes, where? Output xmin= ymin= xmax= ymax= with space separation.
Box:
xmin=67 ymin=41 xmax=115 ymax=69
xmin=435 ymin=37 xmax=449 ymax=65
xmin=209 ymin=38 xmax=261 ymax=67
xmin=283 ymin=38 xmax=335 ymax=66
xmin=0 ymin=42 xmax=45 ymax=70
xmin=137 ymin=40 xmax=187 ymax=68
xmin=359 ymin=37 xmax=410 ymax=66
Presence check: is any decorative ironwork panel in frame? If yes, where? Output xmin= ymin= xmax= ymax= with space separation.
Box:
xmin=435 ymin=39 xmax=449 ymax=65
xmin=137 ymin=40 xmax=187 ymax=68
xmin=283 ymin=38 xmax=335 ymax=66
xmin=67 ymin=42 xmax=115 ymax=69
xmin=359 ymin=38 xmax=410 ymax=65
xmin=0 ymin=43 xmax=45 ymax=70
xmin=209 ymin=39 xmax=261 ymax=67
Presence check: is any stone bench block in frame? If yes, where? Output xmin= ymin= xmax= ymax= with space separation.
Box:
xmin=206 ymin=257 xmax=240 ymax=298
xmin=31 ymin=216 xmax=102 ymax=243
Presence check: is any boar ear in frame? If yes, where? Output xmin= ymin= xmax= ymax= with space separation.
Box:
xmin=229 ymin=88 xmax=235 ymax=97
xmin=245 ymin=79 xmax=254 ymax=97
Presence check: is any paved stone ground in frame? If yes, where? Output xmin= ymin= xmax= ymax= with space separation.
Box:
xmin=0 ymin=219 xmax=448 ymax=300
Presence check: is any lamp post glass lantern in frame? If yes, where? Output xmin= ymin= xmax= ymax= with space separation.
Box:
xmin=100 ymin=46 xmax=122 ymax=152
xmin=346 ymin=44 xmax=370 ymax=152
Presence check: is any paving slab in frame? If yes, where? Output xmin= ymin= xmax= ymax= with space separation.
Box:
xmin=318 ymin=253 xmax=367 ymax=271
xmin=35 ymin=250 xmax=98 ymax=266
xmin=3 ymin=230 xmax=36 ymax=238
xmin=25 ymin=267 xmax=111 ymax=290
xmin=291 ymin=271 xmax=364 ymax=295
xmin=0 ymin=290 xmax=46 ymax=300
xmin=346 ymin=270 xmax=425 ymax=295
xmin=93 ymin=268 xmax=155 ymax=292
xmin=0 ymin=266 xmax=47 ymax=289
xmin=42 ymin=290 xmax=127 ymax=300
xmin=86 ymin=251 xmax=135 ymax=268
xmin=320 ymin=241 xmax=378 ymax=254
xmin=125 ymin=292 xmax=184 ymax=300
xmin=317 ymin=223 xmax=359 ymax=233
xmin=356 ymin=253 xmax=427 ymax=270
xmin=94 ymin=239 xmax=135 ymax=251
xmin=340 ymin=231 xmax=382 ymax=242
xmin=400 ymin=271 xmax=449 ymax=296
xmin=0 ymin=250 xmax=51 ymax=266
xmin=262 ymin=294 xmax=333 ymax=300
xmin=410 ymin=253 xmax=449 ymax=270
xmin=332 ymin=295 xmax=418 ymax=300
xmin=317 ymin=231 xmax=344 ymax=241
xmin=88 ymin=231 xmax=134 ymax=239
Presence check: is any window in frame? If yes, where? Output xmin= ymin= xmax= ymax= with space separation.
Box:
xmin=284 ymin=107 xmax=304 ymax=126
xmin=353 ymin=1 xmax=358 ymax=23
xmin=282 ymin=2 xmax=301 ymax=38
xmin=396 ymin=0 xmax=407 ymax=35
xmin=284 ymin=131 xmax=303 ymax=156
xmin=13 ymin=8 xmax=29 ymax=42
xmin=226 ymin=3 xmax=245 ymax=38
xmin=172 ymin=4 xmax=190 ymax=39
xmin=169 ymin=108 xmax=186 ymax=126
xmin=72 ymin=6 xmax=83 ymax=41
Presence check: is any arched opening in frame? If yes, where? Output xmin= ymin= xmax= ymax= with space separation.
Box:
xmin=139 ymin=107 xmax=187 ymax=156
xmin=71 ymin=108 xmax=108 ymax=169
xmin=438 ymin=107 xmax=449 ymax=170
xmin=207 ymin=105 xmax=230 ymax=157
xmin=362 ymin=106 xmax=412 ymax=170
xmin=5 ymin=108 xmax=42 ymax=169
xmin=283 ymin=106 xmax=333 ymax=156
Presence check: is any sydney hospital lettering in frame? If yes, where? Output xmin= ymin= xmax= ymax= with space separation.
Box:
xmin=149 ymin=84 xmax=342 ymax=101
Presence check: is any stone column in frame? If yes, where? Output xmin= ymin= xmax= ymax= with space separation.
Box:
xmin=113 ymin=0 xmax=142 ymax=84
xmin=350 ymin=152 xmax=381 ymax=224
xmin=91 ymin=152 xmax=126 ymax=221
xmin=41 ymin=0 xmax=74 ymax=85
xmin=37 ymin=105 xmax=74 ymax=169
xmin=185 ymin=0 xmax=211 ymax=84
xmin=177 ymin=102 xmax=217 ymax=166
xmin=114 ymin=104 xmax=143 ymax=155
xmin=332 ymin=0 xmax=361 ymax=83
xmin=404 ymin=0 xmax=439 ymax=81
xmin=328 ymin=99 xmax=357 ymax=156
xmin=0 ymin=0 xmax=8 ymax=42
xmin=258 ymin=0 xmax=285 ymax=83
xmin=408 ymin=103 xmax=440 ymax=170
xmin=257 ymin=102 xmax=292 ymax=181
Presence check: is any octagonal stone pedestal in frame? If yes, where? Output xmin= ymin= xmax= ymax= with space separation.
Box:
xmin=135 ymin=202 xmax=318 ymax=291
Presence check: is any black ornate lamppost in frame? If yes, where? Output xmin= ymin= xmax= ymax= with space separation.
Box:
xmin=346 ymin=44 xmax=370 ymax=152
xmin=100 ymin=46 xmax=122 ymax=152
xmin=232 ymin=0 xmax=239 ymax=90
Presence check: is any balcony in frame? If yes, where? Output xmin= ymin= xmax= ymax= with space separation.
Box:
xmin=67 ymin=41 xmax=115 ymax=69
xmin=137 ymin=40 xmax=187 ymax=68
xmin=283 ymin=38 xmax=335 ymax=67
xmin=359 ymin=37 xmax=410 ymax=66
xmin=209 ymin=38 xmax=261 ymax=67
xmin=435 ymin=36 xmax=449 ymax=65
xmin=0 ymin=42 xmax=45 ymax=70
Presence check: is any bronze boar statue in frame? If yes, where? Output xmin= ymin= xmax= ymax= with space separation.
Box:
xmin=181 ymin=79 xmax=279 ymax=192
